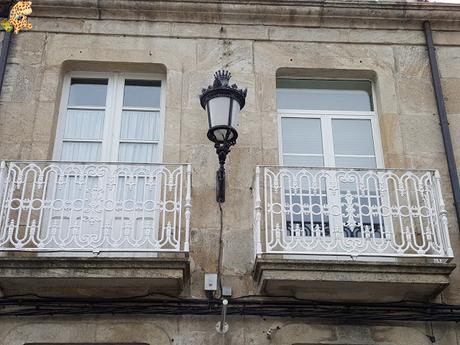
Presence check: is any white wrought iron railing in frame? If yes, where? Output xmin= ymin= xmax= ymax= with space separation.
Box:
xmin=253 ymin=166 xmax=453 ymax=260
xmin=0 ymin=161 xmax=192 ymax=254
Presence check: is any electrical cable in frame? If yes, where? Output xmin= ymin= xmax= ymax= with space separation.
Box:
xmin=2 ymin=296 xmax=460 ymax=321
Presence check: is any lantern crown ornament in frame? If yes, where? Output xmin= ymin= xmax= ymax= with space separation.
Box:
xmin=200 ymin=70 xmax=247 ymax=111
xmin=199 ymin=70 xmax=247 ymax=203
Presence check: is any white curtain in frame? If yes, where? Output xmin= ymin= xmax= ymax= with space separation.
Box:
xmin=119 ymin=110 xmax=160 ymax=163
xmin=120 ymin=111 xmax=160 ymax=141
xmin=61 ymin=109 xmax=104 ymax=161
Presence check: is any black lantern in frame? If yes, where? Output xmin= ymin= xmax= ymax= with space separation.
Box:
xmin=200 ymin=70 xmax=247 ymax=203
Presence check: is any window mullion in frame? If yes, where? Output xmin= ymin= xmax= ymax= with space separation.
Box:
xmin=106 ymin=73 xmax=124 ymax=162
xmin=322 ymin=115 xmax=335 ymax=167
xmin=98 ymin=75 xmax=112 ymax=161
xmin=371 ymin=115 xmax=385 ymax=169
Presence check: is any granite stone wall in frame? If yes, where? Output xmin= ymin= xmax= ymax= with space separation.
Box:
xmin=0 ymin=1 xmax=460 ymax=343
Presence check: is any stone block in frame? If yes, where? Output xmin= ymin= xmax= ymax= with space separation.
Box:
xmin=190 ymin=227 xmax=220 ymax=272
xmin=196 ymin=39 xmax=253 ymax=74
xmin=442 ymin=79 xmax=460 ymax=114
xmin=268 ymin=26 xmax=348 ymax=43
xmin=29 ymin=140 xmax=53 ymax=160
xmin=396 ymin=78 xmax=437 ymax=114
xmin=400 ymin=114 xmax=444 ymax=155
xmin=0 ymin=141 xmax=30 ymax=160
xmin=393 ymin=46 xmax=431 ymax=79
xmin=0 ymin=102 xmax=36 ymax=142
xmin=32 ymin=101 xmax=58 ymax=143
xmin=33 ymin=17 xmax=86 ymax=34
xmin=38 ymin=67 xmax=62 ymax=103
xmin=437 ymin=47 xmax=460 ymax=79
xmin=378 ymin=113 xmax=404 ymax=156
xmin=44 ymin=35 xmax=196 ymax=71
xmin=84 ymin=18 xmax=172 ymax=37
xmin=255 ymin=73 xmax=277 ymax=113
xmin=349 ymin=29 xmax=425 ymax=45
xmin=254 ymin=41 xmax=394 ymax=74
xmin=10 ymin=32 xmax=47 ymax=65
xmin=172 ymin=22 xmax=269 ymax=41
xmin=221 ymin=227 xmax=254 ymax=274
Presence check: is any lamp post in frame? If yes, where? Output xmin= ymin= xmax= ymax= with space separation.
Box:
xmin=200 ymin=70 xmax=247 ymax=203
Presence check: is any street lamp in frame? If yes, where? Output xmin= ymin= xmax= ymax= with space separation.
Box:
xmin=200 ymin=70 xmax=247 ymax=203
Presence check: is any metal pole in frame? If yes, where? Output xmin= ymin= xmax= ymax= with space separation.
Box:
xmin=0 ymin=30 xmax=12 ymax=97
xmin=423 ymin=20 xmax=460 ymax=227
xmin=215 ymin=299 xmax=229 ymax=334
xmin=215 ymin=142 xmax=230 ymax=203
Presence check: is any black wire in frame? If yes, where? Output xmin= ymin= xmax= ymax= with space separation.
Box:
xmin=2 ymin=296 xmax=460 ymax=321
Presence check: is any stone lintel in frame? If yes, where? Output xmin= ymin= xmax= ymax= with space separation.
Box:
xmin=0 ymin=256 xmax=190 ymax=298
xmin=253 ymin=257 xmax=456 ymax=302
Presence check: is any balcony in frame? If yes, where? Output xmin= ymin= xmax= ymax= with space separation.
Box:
xmin=0 ymin=161 xmax=192 ymax=297
xmin=252 ymin=166 xmax=455 ymax=302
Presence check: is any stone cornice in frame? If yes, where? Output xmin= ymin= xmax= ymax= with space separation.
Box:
xmin=31 ymin=0 xmax=460 ymax=30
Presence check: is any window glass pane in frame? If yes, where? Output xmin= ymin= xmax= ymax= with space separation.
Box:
xmin=283 ymin=155 xmax=324 ymax=167
xmin=335 ymin=156 xmax=377 ymax=168
xmin=61 ymin=142 xmax=101 ymax=161
xmin=332 ymin=119 xmax=375 ymax=156
xmin=123 ymin=80 xmax=161 ymax=108
xmin=281 ymin=118 xmax=323 ymax=155
xmin=118 ymin=143 xmax=158 ymax=163
xmin=64 ymin=110 xmax=104 ymax=140
xmin=68 ymin=78 xmax=108 ymax=107
xmin=277 ymin=79 xmax=373 ymax=111
xmin=120 ymin=111 xmax=160 ymax=141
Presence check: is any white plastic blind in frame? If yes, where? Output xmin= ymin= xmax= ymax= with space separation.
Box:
xmin=281 ymin=117 xmax=324 ymax=167
xmin=332 ymin=119 xmax=377 ymax=168
xmin=277 ymin=79 xmax=373 ymax=111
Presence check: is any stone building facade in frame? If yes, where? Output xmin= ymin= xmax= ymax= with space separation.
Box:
xmin=0 ymin=0 xmax=460 ymax=344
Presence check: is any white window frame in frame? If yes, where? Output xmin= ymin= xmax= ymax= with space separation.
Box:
xmin=54 ymin=71 xmax=166 ymax=163
xmin=276 ymin=79 xmax=392 ymax=256
xmin=45 ymin=72 xmax=167 ymax=256
xmin=277 ymin=79 xmax=384 ymax=169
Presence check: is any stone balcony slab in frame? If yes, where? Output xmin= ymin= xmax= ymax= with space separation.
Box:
xmin=0 ymin=256 xmax=190 ymax=298
xmin=253 ymin=257 xmax=455 ymax=302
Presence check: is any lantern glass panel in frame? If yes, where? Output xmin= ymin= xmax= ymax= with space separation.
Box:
xmin=207 ymin=97 xmax=241 ymax=128
xmin=208 ymin=97 xmax=230 ymax=128
xmin=230 ymin=99 xmax=241 ymax=128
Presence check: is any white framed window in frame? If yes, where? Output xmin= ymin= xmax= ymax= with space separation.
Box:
xmin=43 ymin=72 xmax=166 ymax=254
xmin=277 ymin=78 xmax=384 ymax=169
xmin=54 ymin=72 xmax=165 ymax=163
xmin=276 ymin=78 xmax=387 ymax=242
